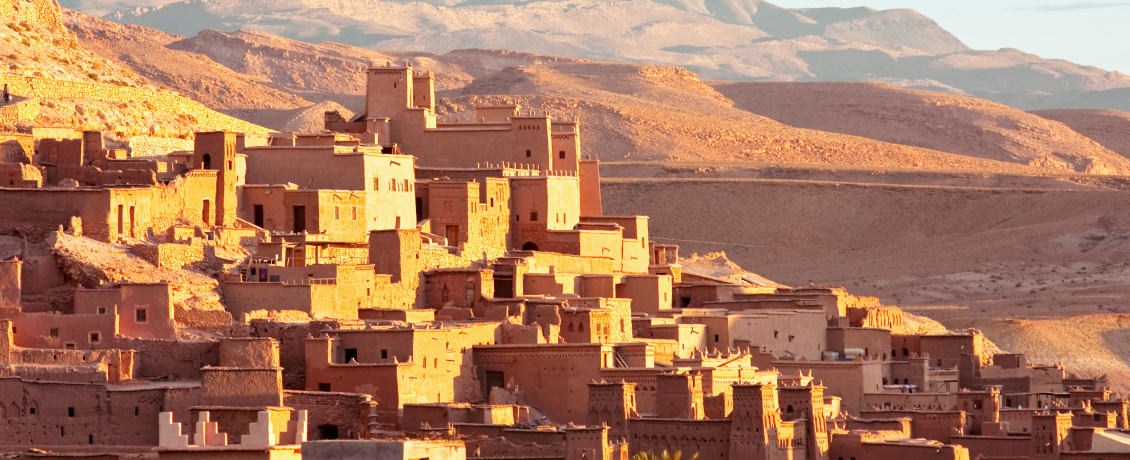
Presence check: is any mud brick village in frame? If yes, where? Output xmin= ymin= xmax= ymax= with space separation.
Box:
xmin=1 ymin=60 xmax=1128 ymax=460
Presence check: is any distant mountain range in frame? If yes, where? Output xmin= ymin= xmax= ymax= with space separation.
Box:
xmin=78 ymin=0 xmax=1130 ymax=111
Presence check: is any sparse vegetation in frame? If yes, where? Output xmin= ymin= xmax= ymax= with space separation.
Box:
xmin=632 ymin=450 xmax=699 ymax=460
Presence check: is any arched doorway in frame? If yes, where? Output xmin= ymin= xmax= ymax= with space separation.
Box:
xmin=521 ymin=242 xmax=538 ymax=251
xmin=202 ymin=153 xmax=211 ymax=170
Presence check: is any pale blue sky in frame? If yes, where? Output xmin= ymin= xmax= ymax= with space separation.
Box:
xmin=774 ymin=0 xmax=1130 ymax=74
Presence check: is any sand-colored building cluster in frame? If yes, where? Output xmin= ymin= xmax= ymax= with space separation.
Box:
xmin=0 ymin=63 xmax=1125 ymax=460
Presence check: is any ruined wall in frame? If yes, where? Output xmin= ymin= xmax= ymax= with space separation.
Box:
xmin=0 ymin=98 xmax=39 ymax=126
xmin=284 ymin=390 xmax=377 ymax=439
xmin=130 ymin=240 xmax=206 ymax=269
xmin=106 ymin=337 xmax=219 ymax=380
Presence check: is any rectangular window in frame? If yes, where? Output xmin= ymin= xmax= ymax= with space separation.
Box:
xmin=50 ymin=328 xmax=59 ymax=337
xmin=444 ymin=201 xmax=452 ymax=212
xmin=335 ymin=207 xmax=340 ymax=220
xmin=381 ymin=349 xmax=388 ymax=359
xmin=136 ymin=308 xmax=148 ymax=323
xmin=68 ymin=407 xmax=75 ymax=417
xmin=525 ymin=150 xmax=531 ymax=157
xmin=97 ymin=307 xmax=106 ymax=314
xmin=344 ymin=348 xmax=358 ymax=363
xmin=515 ymin=214 xmax=520 ymax=222
xmin=318 ymin=383 xmax=331 ymax=392
xmin=89 ymin=332 xmax=100 ymax=344
xmin=352 ymin=207 xmax=357 ymax=220
xmin=559 ymin=151 xmax=565 ymax=159
xmin=530 ymin=212 xmax=538 ymax=222
xmin=373 ymin=177 xmax=380 ymax=190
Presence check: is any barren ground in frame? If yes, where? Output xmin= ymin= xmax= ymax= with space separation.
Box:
xmin=602 ymin=162 xmax=1130 ymax=390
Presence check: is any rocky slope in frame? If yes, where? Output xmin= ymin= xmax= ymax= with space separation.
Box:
xmin=66 ymin=20 xmax=1127 ymax=175
xmin=49 ymin=232 xmax=233 ymax=329
xmin=1031 ymin=109 xmax=1130 ymax=160
xmin=1 ymin=0 xmax=145 ymax=86
xmin=0 ymin=0 xmax=271 ymax=140
xmin=712 ymin=82 xmax=1130 ymax=174
xmin=65 ymin=11 xmax=307 ymax=112
xmin=95 ymin=0 xmax=1130 ymax=112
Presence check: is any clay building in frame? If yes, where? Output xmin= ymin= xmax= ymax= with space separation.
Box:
xmin=0 ymin=65 xmax=1126 ymax=460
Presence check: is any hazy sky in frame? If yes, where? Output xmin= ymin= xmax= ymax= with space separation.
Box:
xmin=773 ymin=0 xmax=1130 ymax=74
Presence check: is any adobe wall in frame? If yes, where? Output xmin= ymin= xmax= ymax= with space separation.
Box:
xmin=474 ymin=344 xmax=609 ymax=424
xmin=199 ymin=367 xmax=283 ymax=407
xmin=775 ymin=360 xmax=884 ymax=415
xmin=522 ymin=252 xmax=616 ymax=275
xmin=242 ymin=148 xmax=415 ymax=232
xmin=104 ymin=387 xmax=169 ymax=446
xmin=284 ymin=390 xmax=377 ymax=440
xmin=615 ymin=275 xmax=672 ymax=316
xmin=894 ymin=334 xmax=984 ymax=370
xmin=578 ymin=159 xmax=602 ymax=217
xmin=424 ymin=269 xmax=494 ymax=309
xmin=628 ymin=419 xmax=731 ymax=460
xmin=948 ymin=434 xmax=1029 ymax=459
xmin=221 ymin=282 xmax=361 ymax=320
xmin=106 ymin=337 xmax=218 ymax=380
xmin=19 ymin=254 xmax=65 ymax=296
xmin=848 ymin=305 xmax=903 ymax=329
xmin=0 ymin=259 xmax=18 ymax=308
xmin=676 ymin=310 xmax=825 ymax=359
xmin=0 ymin=97 xmax=39 ymax=126
xmin=0 ymin=188 xmax=111 ymax=240
xmin=827 ymin=327 xmax=893 ymax=361
xmin=116 ymin=283 xmax=177 ymax=340
xmin=0 ymin=132 xmax=33 ymax=163
xmin=860 ymin=409 xmax=966 ymax=443
xmin=829 ymin=433 xmax=970 ymax=460
xmin=0 ymin=378 xmax=113 ymax=446
xmin=302 ymin=362 xmax=405 ymax=424
xmin=130 ymin=240 xmax=206 ymax=269
xmin=0 ymin=162 xmax=41 ymax=187
xmin=218 ymin=338 xmax=280 ymax=368
xmin=8 ymin=310 xmax=117 ymax=350
xmin=862 ymin=392 xmax=955 ymax=412
xmin=250 ymin=319 xmax=339 ymax=390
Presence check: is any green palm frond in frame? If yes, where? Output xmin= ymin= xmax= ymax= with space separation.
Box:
xmin=631 ymin=450 xmax=699 ymax=460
